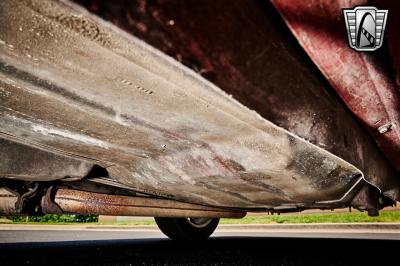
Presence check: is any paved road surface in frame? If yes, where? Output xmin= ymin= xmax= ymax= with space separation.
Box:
xmin=2 ymin=227 xmax=400 ymax=242
xmin=1 ymin=225 xmax=398 ymax=265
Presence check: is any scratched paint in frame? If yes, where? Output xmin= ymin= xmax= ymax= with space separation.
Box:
xmin=32 ymin=125 xmax=110 ymax=149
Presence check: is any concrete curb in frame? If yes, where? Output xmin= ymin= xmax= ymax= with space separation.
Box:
xmin=85 ymin=223 xmax=400 ymax=231
xmin=219 ymin=223 xmax=400 ymax=230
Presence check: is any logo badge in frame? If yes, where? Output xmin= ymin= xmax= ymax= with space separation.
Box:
xmin=343 ymin=6 xmax=388 ymax=51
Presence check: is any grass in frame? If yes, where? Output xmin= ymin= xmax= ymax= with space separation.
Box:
xmin=220 ymin=210 xmax=400 ymax=224
xmin=2 ymin=211 xmax=400 ymax=225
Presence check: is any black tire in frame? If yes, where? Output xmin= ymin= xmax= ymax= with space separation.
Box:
xmin=154 ymin=217 xmax=219 ymax=240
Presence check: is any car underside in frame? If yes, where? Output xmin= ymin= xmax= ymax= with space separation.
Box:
xmin=1 ymin=0 xmax=400 ymax=239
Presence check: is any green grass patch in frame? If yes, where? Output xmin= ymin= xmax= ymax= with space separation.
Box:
xmin=221 ymin=210 xmax=400 ymax=224
xmin=1 ymin=214 xmax=98 ymax=224
xmin=2 ymin=211 xmax=400 ymax=225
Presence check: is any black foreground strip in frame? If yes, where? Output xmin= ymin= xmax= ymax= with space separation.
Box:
xmin=0 ymin=237 xmax=396 ymax=265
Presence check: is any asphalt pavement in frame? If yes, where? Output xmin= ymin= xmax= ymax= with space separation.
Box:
xmin=0 ymin=224 xmax=399 ymax=265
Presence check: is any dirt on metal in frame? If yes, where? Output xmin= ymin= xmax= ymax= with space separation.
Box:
xmin=0 ymin=0 xmax=398 ymax=214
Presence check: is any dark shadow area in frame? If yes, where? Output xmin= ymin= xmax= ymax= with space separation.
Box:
xmin=0 ymin=237 xmax=397 ymax=265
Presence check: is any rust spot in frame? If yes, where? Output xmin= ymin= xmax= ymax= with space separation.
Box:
xmin=240 ymin=173 xmax=272 ymax=181
xmin=213 ymin=157 xmax=245 ymax=172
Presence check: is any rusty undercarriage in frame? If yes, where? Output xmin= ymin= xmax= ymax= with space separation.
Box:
xmin=1 ymin=0 xmax=400 ymax=239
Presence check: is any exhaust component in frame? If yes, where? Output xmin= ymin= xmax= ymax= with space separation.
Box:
xmin=42 ymin=188 xmax=246 ymax=218
xmin=0 ymin=187 xmax=18 ymax=215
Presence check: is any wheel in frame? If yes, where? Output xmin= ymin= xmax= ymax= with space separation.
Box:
xmin=154 ymin=217 xmax=219 ymax=240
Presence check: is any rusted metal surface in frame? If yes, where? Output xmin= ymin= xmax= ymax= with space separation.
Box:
xmin=41 ymin=187 xmax=64 ymax=214
xmin=0 ymin=0 xmax=398 ymax=212
xmin=0 ymin=187 xmax=18 ymax=215
xmin=271 ymin=0 xmax=400 ymax=176
xmin=43 ymin=188 xmax=246 ymax=218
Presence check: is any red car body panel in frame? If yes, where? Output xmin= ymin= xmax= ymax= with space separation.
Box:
xmin=272 ymin=0 xmax=400 ymax=172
